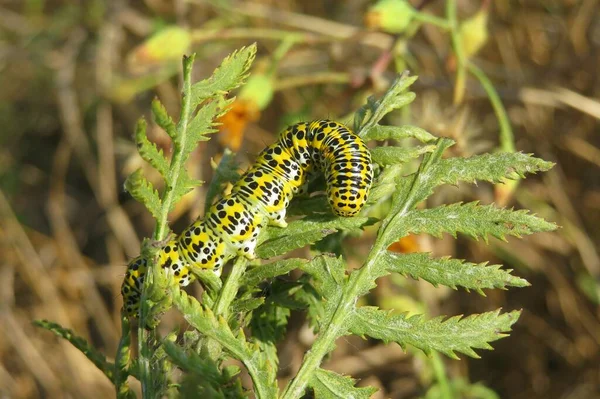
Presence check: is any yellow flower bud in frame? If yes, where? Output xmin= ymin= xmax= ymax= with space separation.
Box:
xmin=365 ymin=0 xmax=415 ymax=34
xmin=459 ymin=9 xmax=489 ymax=58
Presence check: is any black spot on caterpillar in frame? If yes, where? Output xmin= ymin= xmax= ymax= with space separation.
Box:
xmin=121 ymin=120 xmax=373 ymax=317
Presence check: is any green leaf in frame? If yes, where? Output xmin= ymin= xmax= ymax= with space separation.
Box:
xmin=299 ymin=255 xmax=347 ymax=325
xmin=133 ymin=118 xmax=170 ymax=179
xmin=204 ymin=149 xmax=240 ymax=214
xmin=191 ymin=268 xmax=223 ymax=296
xmin=180 ymin=100 xmax=221 ymax=163
xmin=363 ymin=124 xmax=436 ymax=143
xmin=261 ymin=280 xmax=309 ymax=311
xmin=348 ymin=308 xmax=521 ymax=359
xmin=124 ymin=169 xmax=162 ymax=220
xmin=257 ymin=215 xmax=372 ymax=259
xmin=432 ymin=152 xmax=555 ymax=187
xmin=381 ymin=252 xmax=529 ymax=293
xmin=391 ymin=145 xmax=555 ymax=216
xmin=309 ymin=368 xmax=377 ymax=399
xmin=190 ymin=44 xmax=257 ymax=109
xmin=370 ymin=145 xmax=436 ymax=166
xmin=355 ymin=72 xmax=418 ymax=136
xmin=384 ymin=138 xmax=454 ymax=220
xmin=243 ymin=258 xmax=308 ymax=287
xmin=250 ymin=299 xmax=291 ymax=368
xmin=299 ymin=255 xmax=346 ymax=297
xmin=151 ymin=98 xmax=176 ymax=139
xmin=114 ymin=313 xmax=135 ymax=398
xmin=33 ymin=320 xmax=114 ymax=381
xmin=231 ymin=297 xmax=265 ymax=314
xmin=366 ymin=164 xmax=404 ymax=206
xmin=171 ymin=286 xmax=278 ymax=398
xmin=168 ymin=171 xmax=203 ymax=213
xmin=385 ymin=202 xmax=557 ymax=246
xmin=162 ymin=340 xmax=245 ymax=398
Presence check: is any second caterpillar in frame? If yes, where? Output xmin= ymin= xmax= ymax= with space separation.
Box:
xmin=121 ymin=119 xmax=373 ymax=317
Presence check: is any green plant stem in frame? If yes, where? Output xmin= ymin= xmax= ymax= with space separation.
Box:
xmin=138 ymin=55 xmax=196 ymax=399
xmin=153 ymin=55 xmax=195 ymax=241
xmin=467 ymin=62 xmax=515 ymax=153
xmin=212 ymin=257 xmax=248 ymax=318
xmin=114 ymin=313 xmax=132 ymax=398
xmin=413 ymin=11 xmax=451 ymax=30
xmin=283 ymin=140 xmax=447 ymax=399
xmin=282 ymin=238 xmax=384 ymax=398
xmin=446 ymin=0 xmax=467 ymax=104
xmin=268 ymin=39 xmax=297 ymax=77
xmin=137 ymin=306 xmax=153 ymax=398
xmin=431 ymin=352 xmax=453 ymax=399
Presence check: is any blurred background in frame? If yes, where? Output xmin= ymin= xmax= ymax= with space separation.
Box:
xmin=1 ymin=0 xmax=599 ymax=398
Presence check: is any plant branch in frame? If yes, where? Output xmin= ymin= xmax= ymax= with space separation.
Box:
xmin=213 ymin=258 xmax=248 ymax=318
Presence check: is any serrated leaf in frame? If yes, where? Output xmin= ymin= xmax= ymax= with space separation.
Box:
xmin=370 ymin=145 xmax=436 ymax=166
xmin=33 ymin=320 xmax=114 ymax=381
xmin=355 ymin=72 xmax=418 ymax=136
xmin=190 ymin=44 xmax=257 ymax=109
xmin=114 ymin=313 xmax=135 ymax=398
xmin=386 ymin=202 xmax=557 ymax=246
xmin=366 ymin=164 xmax=404 ymax=206
xmin=262 ymin=280 xmax=309 ymax=310
xmin=384 ymin=138 xmax=454 ymax=219
xmin=204 ymin=149 xmax=240 ymax=214
xmin=256 ymin=215 xmax=372 ymax=259
xmin=299 ymin=255 xmax=346 ymax=297
xmin=243 ymin=258 xmax=308 ymax=287
xmin=171 ymin=286 xmax=278 ymax=398
xmin=162 ymin=340 xmax=244 ymax=398
xmin=124 ymin=169 xmax=162 ymax=219
xmin=231 ymin=297 xmax=265 ymax=314
xmin=298 ymin=255 xmax=347 ymax=325
xmin=309 ymin=368 xmax=377 ymax=399
xmin=396 ymin=147 xmax=555 ymax=214
xmin=348 ymin=308 xmax=521 ymax=359
xmin=250 ymin=300 xmax=291 ymax=368
xmin=286 ymin=195 xmax=329 ymax=216
xmin=169 ymin=172 xmax=203 ymax=214
xmin=433 ymin=152 xmax=554 ymax=187
xmin=151 ymin=98 xmax=176 ymax=139
xmin=363 ymin=124 xmax=436 ymax=143
xmin=133 ymin=118 xmax=170 ymax=179
xmin=191 ymin=268 xmax=223 ymax=296
xmin=381 ymin=252 xmax=529 ymax=293
xmin=181 ymin=100 xmax=221 ymax=161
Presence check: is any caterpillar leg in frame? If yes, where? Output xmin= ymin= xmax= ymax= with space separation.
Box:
xmin=266 ymin=208 xmax=288 ymax=228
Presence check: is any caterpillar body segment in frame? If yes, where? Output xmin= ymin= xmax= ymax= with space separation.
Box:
xmin=121 ymin=120 xmax=373 ymax=317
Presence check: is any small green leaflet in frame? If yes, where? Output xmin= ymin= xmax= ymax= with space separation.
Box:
xmin=33 ymin=320 xmax=114 ymax=381
xmin=309 ymin=368 xmax=378 ymax=399
xmin=363 ymin=124 xmax=436 ymax=143
xmin=383 ymin=201 xmax=557 ymax=247
xmin=347 ymin=308 xmax=521 ymax=359
xmin=381 ymin=251 xmax=529 ymax=293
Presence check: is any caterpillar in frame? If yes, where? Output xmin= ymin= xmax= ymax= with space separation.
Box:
xmin=121 ymin=120 xmax=373 ymax=317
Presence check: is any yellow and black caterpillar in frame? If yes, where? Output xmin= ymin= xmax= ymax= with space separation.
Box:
xmin=121 ymin=120 xmax=373 ymax=317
